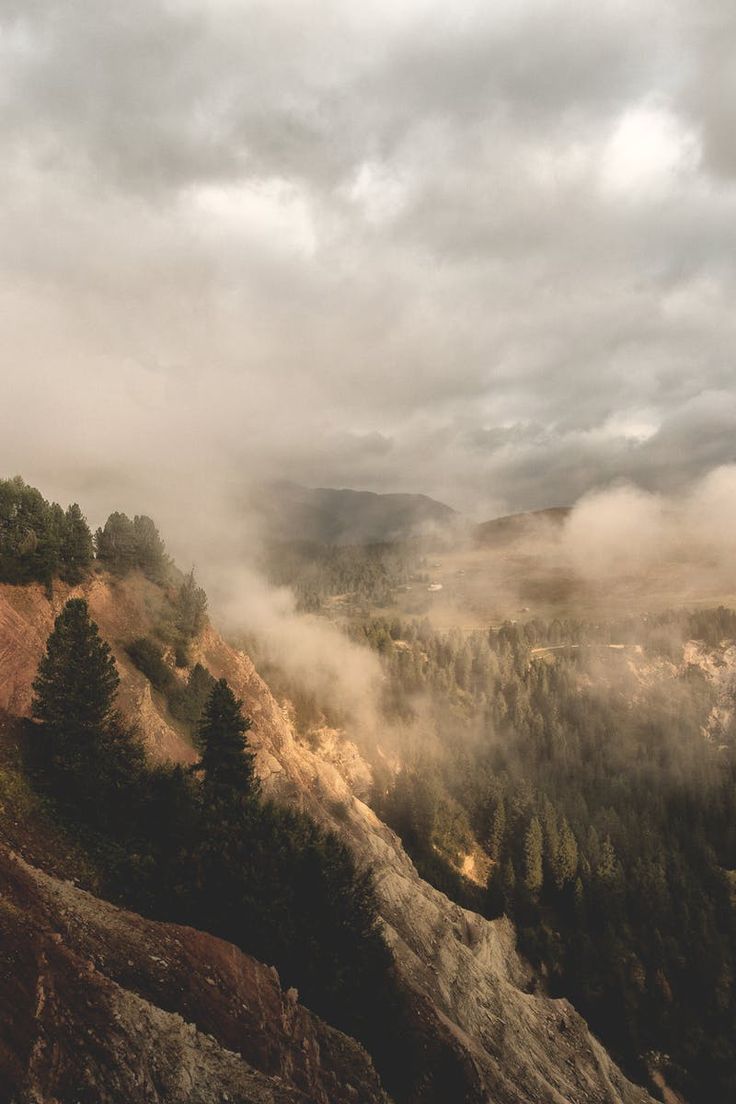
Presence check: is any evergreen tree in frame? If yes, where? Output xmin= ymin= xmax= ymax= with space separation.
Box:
xmin=31 ymin=598 xmax=143 ymax=819
xmin=96 ymin=511 xmax=168 ymax=581
xmin=33 ymin=598 xmax=119 ymax=747
xmin=196 ymin=678 xmax=258 ymax=798
xmin=554 ymin=818 xmax=579 ymax=891
xmin=60 ymin=503 xmax=94 ymax=583
xmin=595 ymin=836 xmax=619 ymax=884
xmin=173 ymin=568 xmax=208 ymax=661
xmin=524 ymin=816 xmax=544 ymax=896
xmin=95 ymin=512 xmax=137 ymax=573
xmin=489 ymin=798 xmax=506 ymax=861
xmin=168 ymin=662 xmax=216 ymax=727
xmin=133 ymin=514 xmax=168 ymax=581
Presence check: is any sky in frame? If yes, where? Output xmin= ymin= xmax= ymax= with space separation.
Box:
xmin=2 ymin=0 xmax=736 ymax=523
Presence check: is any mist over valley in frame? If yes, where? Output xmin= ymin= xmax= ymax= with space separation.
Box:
xmin=3 ymin=2 xmax=736 ymax=1102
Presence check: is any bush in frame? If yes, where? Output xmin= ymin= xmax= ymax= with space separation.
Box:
xmin=126 ymin=637 xmax=177 ymax=696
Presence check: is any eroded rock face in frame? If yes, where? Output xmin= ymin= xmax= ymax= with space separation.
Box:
xmin=0 ymin=847 xmax=390 ymax=1104
xmin=0 ymin=575 xmax=654 ymax=1103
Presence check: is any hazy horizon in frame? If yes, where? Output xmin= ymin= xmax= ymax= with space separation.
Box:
xmin=2 ymin=0 xmax=736 ymax=525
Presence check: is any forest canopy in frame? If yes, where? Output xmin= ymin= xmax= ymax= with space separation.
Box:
xmin=0 ymin=476 xmax=93 ymax=586
xmin=354 ymin=608 xmax=736 ymax=1103
xmin=0 ymin=476 xmax=177 ymax=593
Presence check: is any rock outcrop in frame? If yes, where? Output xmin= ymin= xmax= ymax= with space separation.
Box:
xmin=0 ymin=846 xmax=389 ymax=1104
xmin=0 ymin=574 xmax=655 ymax=1103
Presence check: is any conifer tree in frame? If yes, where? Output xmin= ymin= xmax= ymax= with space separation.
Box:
xmin=595 ymin=837 xmax=619 ymax=884
xmin=173 ymin=569 xmax=207 ymax=644
xmin=95 ymin=512 xmax=137 ymax=573
xmin=32 ymin=598 xmax=142 ymax=817
xmin=133 ymin=514 xmax=168 ymax=581
xmin=523 ymin=816 xmax=544 ymax=896
xmin=554 ymin=817 xmax=579 ymax=891
xmin=95 ymin=511 xmax=168 ymax=581
xmin=488 ymin=798 xmax=506 ymax=861
xmin=60 ymin=503 xmax=94 ymax=583
xmin=33 ymin=598 xmax=119 ymax=753
xmin=196 ymin=678 xmax=258 ymax=798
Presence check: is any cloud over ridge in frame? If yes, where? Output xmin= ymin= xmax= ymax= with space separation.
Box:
xmin=1 ymin=0 xmax=735 ymax=520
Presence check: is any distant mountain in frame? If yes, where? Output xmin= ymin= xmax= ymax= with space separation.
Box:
xmin=251 ymin=481 xmax=459 ymax=545
xmin=474 ymin=506 xmax=571 ymax=546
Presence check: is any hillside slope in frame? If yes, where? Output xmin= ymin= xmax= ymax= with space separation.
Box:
xmin=250 ymin=482 xmax=458 ymax=544
xmin=0 ymin=845 xmax=388 ymax=1104
xmin=0 ymin=573 xmax=654 ymax=1104
xmin=474 ymin=507 xmax=571 ymax=546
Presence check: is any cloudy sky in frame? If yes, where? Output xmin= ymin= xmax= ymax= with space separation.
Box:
xmin=2 ymin=0 xmax=736 ymax=521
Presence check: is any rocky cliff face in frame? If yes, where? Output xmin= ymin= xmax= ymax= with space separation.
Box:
xmin=0 ymin=846 xmax=388 ymax=1104
xmin=0 ymin=574 xmax=654 ymax=1103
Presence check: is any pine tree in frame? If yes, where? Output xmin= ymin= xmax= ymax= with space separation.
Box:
xmin=133 ymin=515 xmax=168 ymax=581
xmin=554 ymin=818 xmax=579 ymax=891
xmin=524 ymin=816 xmax=544 ymax=896
xmin=60 ymin=503 xmax=94 ymax=583
xmin=31 ymin=598 xmax=142 ymax=818
xmin=95 ymin=512 xmax=137 ymax=573
xmin=595 ymin=836 xmax=619 ymax=884
xmin=33 ymin=598 xmax=119 ymax=754
xmin=174 ymin=569 xmax=208 ymax=648
xmin=196 ymin=678 xmax=258 ymax=798
xmin=488 ymin=798 xmax=506 ymax=861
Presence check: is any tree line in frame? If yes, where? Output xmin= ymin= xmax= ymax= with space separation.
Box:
xmin=0 ymin=476 xmax=179 ymax=589
xmin=0 ymin=477 xmax=93 ymax=587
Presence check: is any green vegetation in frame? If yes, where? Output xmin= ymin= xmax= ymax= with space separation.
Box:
xmin=174 ymin=568 xmax=208 ymax=644
xmin=0 ymin=476 xmax=94 ymax=587
xmin=126 ymin=636 xmax=176 ymax=694
xmin=194 ymin=678 xmax=258 ymax=797
xmin=357 ymin=609 xmax=736 ymax=1102
xmin=168 ymin=663 xmax=217 ymax=726
xmin=25 ymin=597 xmax=414 ymax=1101
xmin=0 ymin=477 xmax=194 ymax=602
xmin=263 ymin=539 xmax=424 ymax=613
xmin=31 ymin=597 xmax=144 ymax=829
xmin=95 ymin=511 xmax=170 ymax=582
xmin=126 ymin=633 xmax=215 ymax=737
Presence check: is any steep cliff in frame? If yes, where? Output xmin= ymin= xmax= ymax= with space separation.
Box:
xmin=0 ymin=846 xmax=389 ymax=1104
xmin=0 ymin=574 xmax=654 ymax=1103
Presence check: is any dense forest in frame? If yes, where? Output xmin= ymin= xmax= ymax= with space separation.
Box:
xmin=262 ymin=538 xmax=426 ymax=612
xmin=351 ymin=609 xmax=736 ymax=1101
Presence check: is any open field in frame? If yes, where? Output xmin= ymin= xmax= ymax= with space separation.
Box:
xmin=366 ymin=530 xmax=736 ymax=630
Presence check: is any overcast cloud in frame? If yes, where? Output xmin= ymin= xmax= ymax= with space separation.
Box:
xmin=1 ymin=0 xmax=736 ymax=527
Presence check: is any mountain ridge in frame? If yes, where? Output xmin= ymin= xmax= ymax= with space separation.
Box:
xmin=250 ymin=481 xmax=459 ymax=545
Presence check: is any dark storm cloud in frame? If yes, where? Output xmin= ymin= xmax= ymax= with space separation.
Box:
xmin=1 ymin=0 xmax=735 ymax=528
